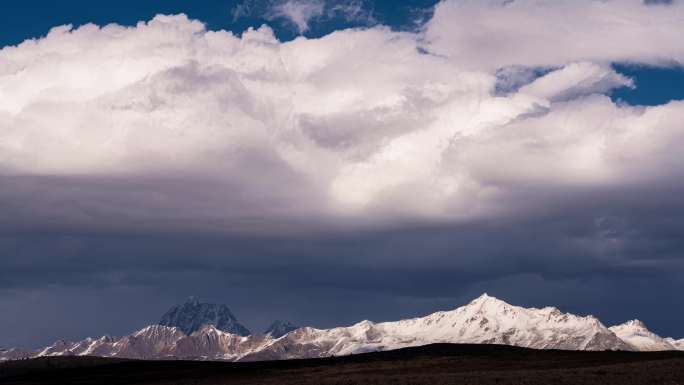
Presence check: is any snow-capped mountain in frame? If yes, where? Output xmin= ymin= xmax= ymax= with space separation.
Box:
xmin=666 ymin=338 xmax=684 ymax=350
xmin=264 ymin=320 xmax=299 ymax=338
xmin=35 ymin=335 xmax=118 ymax=358
xmin=11 ymin=324 xmax=271 ymax=361
xmin=609 ymin=320 xmax=676 ymax=351
xmin=241 ymin=293 xmax=632 ymax=360
xmin=0 ymin=347 xmax=33 ymax=361
xmin=2 ymin=294 xmax=682 ymax=362
xmin=158 ymin=297 xmax=251 ymax=336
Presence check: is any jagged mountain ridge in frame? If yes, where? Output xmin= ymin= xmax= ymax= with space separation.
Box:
xmin=240 ymin=294 xmax=633 ymax=360
xmin=158 ymin=297 xmax=251 ymax=336
xmin=264 ymin=320 xmax=299 ymax=338
xmin=2 ymin=294 xmax=682 ymax=362
xmin=666 ymin=338 xmax=684 ymax=350
xmin=0 ymin=347 xmax=34 ymax=361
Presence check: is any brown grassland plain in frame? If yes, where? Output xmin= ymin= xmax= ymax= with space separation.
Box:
xmin=1 ymin=343 xmax=684 ymax=385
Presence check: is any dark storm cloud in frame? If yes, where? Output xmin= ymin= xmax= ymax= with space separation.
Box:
xmin=2 ymin=168 xmax=684 ymax=347
xmin=3 ymin=173 xmax=683 ymax=291
xmin=644 ymin=0 xmax=673 ymax=5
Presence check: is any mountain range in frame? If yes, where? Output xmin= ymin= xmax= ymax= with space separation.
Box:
xmin=2 ymin=294 xmax=682 ymax=362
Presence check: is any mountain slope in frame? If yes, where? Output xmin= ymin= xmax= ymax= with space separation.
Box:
xmin=665 ymin=338 xmax=684 ymax=351
xmin=264 ymin=321 xmax=299 ymax=338
xmin=242 ymin=293 xmax=631 ymax=360
xmin=0 ymin=348 xmax=34 ymax=361
xmin=609 ymin=320 xmax=676 ymax=351
xmin=2 ymin=294 xmax=681 ymax=362
xmin=158 ymin=298 xmax=251 ymax=336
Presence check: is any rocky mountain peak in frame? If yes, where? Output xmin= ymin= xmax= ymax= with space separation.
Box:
xmin=159 ymin=299 xmax=251 ymax=336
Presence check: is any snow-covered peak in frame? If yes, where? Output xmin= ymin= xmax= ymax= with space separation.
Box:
xmin=462 ymin=294 xmax=570 ymax=323
xmin=665 ymin=337 xmax=684 ymax=351
xmin=455 ymin=295 xmax=605 ymax=336
xmin=464 ymin=293 xmax=520 ymax=315
xmin=468 ymin=292 xmax=497 ymax=305
xmin=158 ymin=299 xmax=251 ymax=336
xmin=673 ymin=338 xmax=684 ymax=349
xmin=464 ymin=296 xmax=615 ymax=349
xmin=190 ymin=324 xmax=245 ymax=341
xmin=264 ymin=320 xmax=299 ymax=338
xmin=193 ymin=324 xmax=222 ymax=335
xmin=247 ymin=294 xmax=631 ymax=358
xmin=134 ymin=324 xmax=184 ymax=339
xmin=609 ymin=320 xmax=675 ymax=351
xmin=619 ymin=319 xmax=648 ymax=329
xmin=37 ymin=339 xmax=76 ymax=357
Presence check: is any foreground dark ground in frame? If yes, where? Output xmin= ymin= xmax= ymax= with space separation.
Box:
xmin=2 ymin=344 xmax=684 ymax=385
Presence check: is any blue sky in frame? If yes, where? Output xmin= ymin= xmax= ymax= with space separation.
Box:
xmin=612 ymin=63 xmax=684 ymax=106
xmin=0 ymin=0 xmax=437 ymax=44
xmin=2 ymin=0 xmax=684 ymax=348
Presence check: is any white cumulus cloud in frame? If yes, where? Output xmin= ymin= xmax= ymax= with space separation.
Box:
xmin=1 ymin=0 xmax=684 ymax=234
xmin=425 ymin=0 xmax=684 ymax=69
xmin=267 ymin=0 xmax=325 ymax=33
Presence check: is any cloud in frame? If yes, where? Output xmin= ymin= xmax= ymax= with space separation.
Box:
xmin=327 ymin=0 xmax=377 ymax=24
xmin=1 ymin=6 xmax=684 ymax=233
xmin=517 ymin=62 xmax=634 ymax=102
xmin=232 ymin=0 xmax=376 ymax=34
xmin=644 ymin=0 xmax=673 ymax=5
xmin=267 ymin=0 xmax=325 ymax=33
xmin=425 ymin=0 xmax=684 ymax=69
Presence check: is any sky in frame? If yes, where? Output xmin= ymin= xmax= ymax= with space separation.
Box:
xmin=1 ymin=0 xmax=684 ymax=348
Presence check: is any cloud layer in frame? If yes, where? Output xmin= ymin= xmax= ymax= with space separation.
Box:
xmin=2 ymin=2 xmax=683 ymax=232
xmin=427 ymin=0 xmax=684 ymax=69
